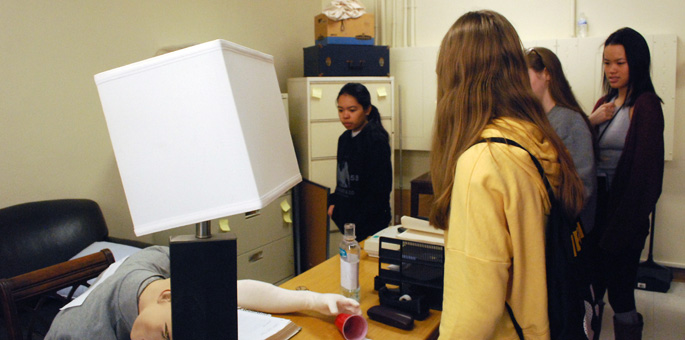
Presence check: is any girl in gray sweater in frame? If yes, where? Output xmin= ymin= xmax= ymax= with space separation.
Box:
xmin=526 ymin=46 xmax=597 ymax=234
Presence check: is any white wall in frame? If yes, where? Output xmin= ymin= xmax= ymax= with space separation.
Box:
xmin=373 ymin=0 xmax=685 ymax=267
xmin=1 ymin=1 xmax=319 ymax=243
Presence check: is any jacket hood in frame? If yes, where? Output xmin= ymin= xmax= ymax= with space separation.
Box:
xmin=481 ymin=117 xmax=561 ymax=198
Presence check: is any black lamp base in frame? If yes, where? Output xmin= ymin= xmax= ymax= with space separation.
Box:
xmin=170 ymin=232 xmax=237 ymax=340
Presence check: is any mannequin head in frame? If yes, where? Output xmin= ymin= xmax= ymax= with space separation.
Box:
xmin=130 ymin=279 xmax=172 ymax=340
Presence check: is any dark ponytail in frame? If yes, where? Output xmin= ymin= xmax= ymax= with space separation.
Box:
xmin=337 ymin=83 xmax=388 ymax=138
xmin=367 ymin=105 xmax=382 ymax=124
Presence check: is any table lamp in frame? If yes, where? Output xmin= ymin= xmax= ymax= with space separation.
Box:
xmin=94 ymin=39 xmax=302 ymax=340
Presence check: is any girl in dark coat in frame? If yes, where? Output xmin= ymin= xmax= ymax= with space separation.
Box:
xmin=588 ymin=27 xmax=664 ymax=340
xmin=327 ymin=83 xmax=392 ymax=242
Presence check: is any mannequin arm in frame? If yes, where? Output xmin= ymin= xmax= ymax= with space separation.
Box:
xmin=237 ymin=279 xmax=361 ymax=316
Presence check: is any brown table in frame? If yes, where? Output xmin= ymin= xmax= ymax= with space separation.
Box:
xmin=279 ymin=248 xmax=440 ymax=339
xmin=410 ymin=172 xmax=433 ymax=218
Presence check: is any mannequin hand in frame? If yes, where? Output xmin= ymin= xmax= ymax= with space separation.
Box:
xmin=238 ymin=280 xmax=361 ymax=315
xmin=305 ymin=292 xmax=361 ymax=316
xmin=328 ymin=205 xmax=335 ymax=217
xmin=589 ymin=102 xmax=616 ymax=126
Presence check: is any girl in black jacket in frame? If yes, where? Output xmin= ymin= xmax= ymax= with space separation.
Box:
xmin=327 ymin=83 xmax=392 ymax=241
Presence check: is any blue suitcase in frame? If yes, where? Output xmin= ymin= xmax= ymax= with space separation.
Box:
xmin=304 ymin=44 xmax=389 ymax=77
xmin=315 ymin=36 xmax=375 ymax=46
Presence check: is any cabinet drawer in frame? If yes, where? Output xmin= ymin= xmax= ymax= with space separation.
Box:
xmin=309 ymin=82 xmax=393 ymax=121
xmin=237 ymin=235 xmax=294 ymax=284
xmin=364 ymin=83 xmax=393 ymax=120
xmin=311 ymin=118 xmax=393 ymax=159
xmin=229 ymin=193 xmax=292 ymax=255
xmin=310 ymin=83 xmax=345 ymax=120
xmin=311 ymin=159 xmax=337 ymax=192
xmin=311 ymin=122 xmax=345 ymax=158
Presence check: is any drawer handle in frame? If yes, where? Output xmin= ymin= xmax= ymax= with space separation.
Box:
xmin=249 ymin=251 xmax=264 ymax=263
xmin=245 ymin=210 xmax=261 ymax=219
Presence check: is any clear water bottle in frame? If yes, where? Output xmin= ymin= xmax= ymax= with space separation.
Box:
xmin=340 ymin=223 xmax=360 ymax=301
xmin=577 ymin=13 xmax=588 ymax=38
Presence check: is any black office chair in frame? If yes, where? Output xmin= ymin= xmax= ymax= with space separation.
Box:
xmin=0 ymin=199 xmax=148 ymax=340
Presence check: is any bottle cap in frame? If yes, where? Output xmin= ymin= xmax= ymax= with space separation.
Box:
xmin=344 ymin=223 xmax=356 ymax=239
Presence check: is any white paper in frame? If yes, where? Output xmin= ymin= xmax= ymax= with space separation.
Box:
xmin=238 ymin=309 xmax=301 ymax=340
xmin=56 ymin=242 xmax=141 ymax=299
xmin=323 ymin=0 xmax=366 ymax=20
xmin=60 ymin=256 xmax=130 ymax=310
xmin=400 ymin=215 xmax=444 ymax=235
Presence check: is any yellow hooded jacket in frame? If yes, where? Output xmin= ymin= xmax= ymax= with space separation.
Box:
xmin=438 ymin=117 xmax=559 ymax=340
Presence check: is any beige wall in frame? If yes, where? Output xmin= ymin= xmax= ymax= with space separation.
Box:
xmin=1 ymin=1 xmax=319 ymax=243
xmin=4 ymin=1 xmax=684 ymax=265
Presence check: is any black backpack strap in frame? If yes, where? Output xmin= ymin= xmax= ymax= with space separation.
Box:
xmin=505 ymin=302 xmax=525 ymax=340
xmin=476 ymin=137 xmax=590 ymax=339
xmin=474 ymin=137 xmax=556 ymax=201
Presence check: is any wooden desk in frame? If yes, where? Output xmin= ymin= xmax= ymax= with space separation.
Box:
xmin=279 ymin=250 xmax=440 ymax=340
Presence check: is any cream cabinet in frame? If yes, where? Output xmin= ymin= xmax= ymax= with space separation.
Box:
xmin=232 ymin=192 xmax=294 ymax=285
xmin=152 ymin=192 xmax=295 ymax=285
xmin=287 ymin=77 xmax=395 ymax=234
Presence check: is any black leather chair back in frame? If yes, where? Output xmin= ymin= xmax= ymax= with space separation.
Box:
xmin=0 ymin=199 xmax=109 ymax=278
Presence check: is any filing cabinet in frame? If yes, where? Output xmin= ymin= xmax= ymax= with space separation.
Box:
xmin=152 ymin=192 xmax=294 ymax=285
xmin=232 ymin=192 xmax=294 ymax=284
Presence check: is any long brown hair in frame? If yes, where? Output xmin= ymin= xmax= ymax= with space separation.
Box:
xmin=526 ymin=47 xmax=597 ymax=156
xmin=526 ymin=48 xmax=587 ymax=118
xmin=429 ymin=10 xmax=584 ymax=230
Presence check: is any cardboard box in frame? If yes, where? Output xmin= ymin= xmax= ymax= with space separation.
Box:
xmin=315 ymin=13 xmax=375 ymax=41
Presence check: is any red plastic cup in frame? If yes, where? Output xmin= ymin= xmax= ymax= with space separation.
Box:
xmin=335 ymin=313 xmax=368 ymax=340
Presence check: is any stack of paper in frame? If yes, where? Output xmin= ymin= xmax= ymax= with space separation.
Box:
xmin=238 ymin=309 xmax=301 ymax=340
xmin=396 ymin=216 xmax=444 ymax=246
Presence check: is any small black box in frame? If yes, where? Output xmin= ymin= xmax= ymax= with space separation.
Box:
xmin=304 ymin=44 xmax=389 ymax=77
xmin=636 ymin=260 xmax=673 ymax=293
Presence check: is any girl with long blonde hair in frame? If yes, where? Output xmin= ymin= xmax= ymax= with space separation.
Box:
xmin=431 ymin=10 xmax=584 ymax=339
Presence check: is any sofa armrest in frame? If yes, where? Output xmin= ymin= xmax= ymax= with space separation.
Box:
xmin=0 ymin=249 xmax=115 ymax=340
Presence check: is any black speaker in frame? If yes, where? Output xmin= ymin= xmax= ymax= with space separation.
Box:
xmin=636 ymin=260 xmax=672 ymax=293
xmin=635 ymin=209 xmax=672 ymax=293
xmin=170 ymin=232 xmax=238 ymax=340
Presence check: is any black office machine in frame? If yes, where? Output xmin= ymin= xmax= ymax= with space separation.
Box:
xmin=374 ymin=237 xmax=445 ymax=320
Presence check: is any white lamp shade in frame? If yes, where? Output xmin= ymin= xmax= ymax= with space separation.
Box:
xmin=95 ymin=39 xmax=302 ymax=236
